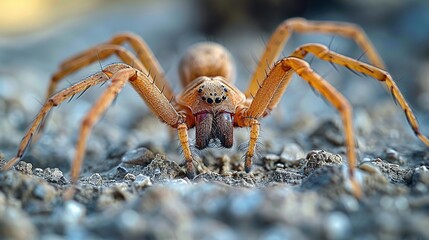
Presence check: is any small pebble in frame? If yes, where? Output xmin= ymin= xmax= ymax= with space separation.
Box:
xmin=385 ymin=148 xmax=402 ymax=163
xmin=133 ymin=174 xmax=152 ymax=190
xmin=62 ymin=201 xmax=86 ymax=225
xmin=359 ymin=162 xmax=383 ymax=175
xmin=32 ymin=184 xmax=56 ymax=201
xmin=304 ymin=150 xmax=342 ymax=175
xmin=280 ymin=143 xmax=305 ymax=162
xmin=275 ymin=163 xmax=285 ymax=169
xmin=33 ymin=168 xmax=44 ymax=177
xmin=44 ymin=168 xmax=65 ymax=183
xmin=339 ymin=195 xmax=360 ymax=212
xmin=414 ymin=183 xmax=428 ymax=194
xmin=324 ymin=211 xmax=351 ymax=240
xmin=124 ymin=173 xmax=136 ymax=182
xmin=263 ymin=154 xmax=281 ymax=170
xmin=229 ymin=191 xmax=262 ymax=219
xmin=116 ymin=166 xmax=129 ymax=178
xmin=121 ymin=147 xmax=155 ymax=166
xmin=412 ymin=166 xmax=429 ymax=185
xmin=15 ymin=161 xmax=32 ymax=175
xmin=117 ymin=209 xmax=147 ymax=235
xmin=89 ymin=173 xmax=103 ymax=186
xmin=0 ymin=207 xmax=38 ymax=240
xmin=170 ymin=179 xmax=189 ymax=185
xmin=272 ymin=169 xmax=303 ymax=185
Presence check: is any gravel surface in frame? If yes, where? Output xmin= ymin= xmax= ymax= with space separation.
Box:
xmin=1 ymin=1 xmax=429 ymax=239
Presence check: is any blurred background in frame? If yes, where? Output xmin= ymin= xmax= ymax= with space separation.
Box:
xmin=0 ymin=0 xmax=428 ymax=158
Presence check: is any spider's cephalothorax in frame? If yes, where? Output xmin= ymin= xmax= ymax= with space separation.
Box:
xmin=4 ymin=18 xmax=429 ymax=199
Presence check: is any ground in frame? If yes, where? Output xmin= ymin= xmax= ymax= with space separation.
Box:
xmin=1 ymin=101 xmax=429 ymax=239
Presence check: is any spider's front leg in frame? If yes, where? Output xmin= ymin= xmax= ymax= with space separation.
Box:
xmin=236 ymin=58 xmax=361 ymax=197
xmin=1 ymin=69 xmax=113 ymax=171
xmin=68 ymin=66 xmax=189 ymax=188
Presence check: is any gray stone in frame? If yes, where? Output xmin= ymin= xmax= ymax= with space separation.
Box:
xmin=121 ymin=147 xmax=155 ymax=166
xmin=133 ymin=174 xmax=152 ymax=190
xmin=88 ymin=173 xmax=103 ymax=186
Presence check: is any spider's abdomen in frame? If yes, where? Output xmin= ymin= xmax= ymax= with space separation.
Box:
xmin=179 ymin=42 xmax=235 ymax=87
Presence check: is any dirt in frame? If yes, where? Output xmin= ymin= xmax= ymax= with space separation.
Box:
xmin=1 ymin=106 xmax=429 ymax=239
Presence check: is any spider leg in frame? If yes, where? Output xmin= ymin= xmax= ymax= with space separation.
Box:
xmin=4 ymin=63 xmax=195 ymax=189
xmin=246 ymin=18 xmax=385 ymax=97
xmin=50 ymin=33 xmax=172 ymax=100
xmin=41 ymin=44 xmax=166 ymax=140
xmin=69 ymin=66 xmax=187 ymax=187
xmin=1 ymin=67 xmax=115 ymax=171
xmin=290 ymin=43 xmax=429 ymax=146
xmin=236 ymin=57 xmax=361 ymax=197
xmin=48 ymin=44 xmax=145 ymax=99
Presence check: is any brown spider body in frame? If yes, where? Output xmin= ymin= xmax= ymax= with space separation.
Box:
xmin=176 ymin=43 xmax=246 ymax=149
xmin=3 ymin=18 xmax=428 ymax=198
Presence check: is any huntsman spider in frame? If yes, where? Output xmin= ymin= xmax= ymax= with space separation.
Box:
xmin=3 ymin=18 xmax=429 ymax=197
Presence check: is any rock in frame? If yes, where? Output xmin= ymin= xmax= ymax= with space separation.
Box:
xmin=193 ymin=219 xmax=238 ymax=240
xmin=15 ymin=161 xmax=33 ymax=175
xmin=121 ymin=147 xmax=155 ymax=166
xmin=383 ymin=148 xmax=404 ymax=164
xmin=123 ymin=173 xmax=136 ymax=182
xmin=133 ymin=174 xmax=152 ymax=190
xmin=32 ymin=183 xmax=56 ymax=201
xmin=141 ymin=155 xmax=182 ymax=182
xmin=359 ymin=161 xmax=383 ymax=175
xmin=117 ymin=209 xmax=147 ymax=237
xmin=0 ymin=207 xmax=38 ymax=240
xmin=260 ymin=226 xmax=306 ymax=240
xmin=324 ymin=211 xmax=351 ymax=240
xmin=97 ymin=183 xmax=132 ymax=210
xmin=372 ymin=161 xmax=413 ymax=184
xmin=88 ymin=173 xmax=103 ymax=186
xmin=33 ymin=168 xmax=44 ymax=177
xmin=302 ymin=165 xmax=346 ymax=197
xmin=279 ymin=143 xmax=305 ymax=163
xmin=412 ymin=166 xmax=429 ymax=186
xmin=263 ymin=154 xmax=281 ymax=170
xmin=310 ymin=120 xmax=344 ymax=146
xmin=303 ymin=150 xmax=342 ymax=175
xmin=60 ymin=201 xmax=86 ymax=226
xmin=116 ymin=166 xmax=129 ymax=178
xmin=228 ymin=190 xmax=263 ymax=220
xmin=43 ymin=168 xmax=66 ymax=184
xmin=272 ymin=169 xmax=304 ymax=185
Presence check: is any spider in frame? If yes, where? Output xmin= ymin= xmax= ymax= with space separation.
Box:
xmin=2 ymin=18 xmax=428 ymax=198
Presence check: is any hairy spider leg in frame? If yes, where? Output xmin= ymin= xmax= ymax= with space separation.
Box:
xmin=246 ymin=18 xmax=385 ymax=97
xmin=2 ymin=70 xmax=112 ymax=171
xmin=237 ymin=57 xmax=360 ymax=197
xmin=49 ymin=32 xmax=173 ymax=101
xmin=290 ymin=43 xmax=429 ymax=146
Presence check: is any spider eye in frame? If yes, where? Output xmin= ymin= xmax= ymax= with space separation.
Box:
xmin=207 ymin=98 xmax=213 ymax=104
